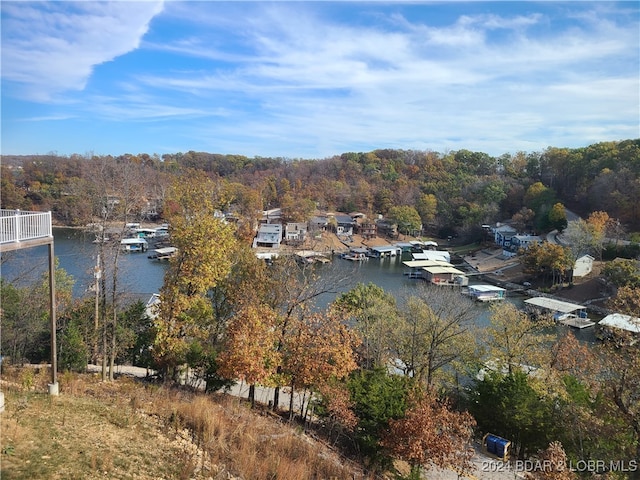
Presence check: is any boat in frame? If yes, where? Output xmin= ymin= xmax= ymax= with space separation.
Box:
xmin=341 ymin=248 xmax=369 ymax=261
xmin=523 ymin=297 xmax=594 ymax=329
xmin=120 ymin=237 xmax=148 ymax=253
xmin=295 ymin=250 xmax=330 ymax=264
xmin=465 ymin=284 xmax=507 ymax=302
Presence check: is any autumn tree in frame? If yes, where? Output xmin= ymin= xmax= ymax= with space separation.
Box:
xmin=416 ymin=193 xmax=438 ymax=227
xmin=217 ymin=304 xmax=280 ymax=405
xmin=528 ymin=442 xmax=578 ymax=480
xmin=602 ymin=260 xmax=640 ymax=288
xmin=387 ymin=205 xmax=422 ymax=236
xmin=482 ymin=302 xmax=555 ymax=376
xmin=153 ymin=172 xmax=238 ymax=380
xmin=548 ymin=202 xmax=568 ymax=232
xmin=382 ymin=389 xmax=476 ymax=479
xmin=512 ymin=207 xmax=535 ymax=232
xmin=280 ymin=310 xmax=359 ymax=419
xmin=524 ymin=182 xmax=558 ymax=230
xmin=393 ymin=286 xmax=478 ymax=387
xmin=521 ymin=241 xmax=574 ymax=285
xmin=595 ymin=328 xmax=640 ymax=468
xmin=262 ymin=255 xmax=352 ymax=410
xmin=332 ymin=282 xmax=398 ymax=369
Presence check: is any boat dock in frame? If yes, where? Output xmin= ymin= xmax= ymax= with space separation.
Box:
xmin=524 ymin=297 xmax=595 ymax=329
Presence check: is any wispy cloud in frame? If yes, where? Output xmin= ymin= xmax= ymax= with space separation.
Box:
xmin=1 ymin=2 xmax=637 ymax=158
xmin=1 ymin=1 xmax=164 ymax=101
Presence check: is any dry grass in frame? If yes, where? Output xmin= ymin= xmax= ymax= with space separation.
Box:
xmin=0 ymin=366 xmax=367 ymax=480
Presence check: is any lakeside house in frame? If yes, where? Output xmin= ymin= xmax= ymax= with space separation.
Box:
xmin=253 ymin=223 xmax=282 ymax=249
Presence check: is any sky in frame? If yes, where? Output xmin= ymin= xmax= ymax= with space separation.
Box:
xmin=1 ymin=1 xmax=639 ymax=160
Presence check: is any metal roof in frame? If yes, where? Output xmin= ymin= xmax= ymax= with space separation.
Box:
xmin=524 ymin=297 xmax=585 ymax=314
xmin=468 ymin=285 xmax=506 ymax=293
xmin=403 ymin=260 xmax=452 ymax=268
xmin=424 ymin=266 xmax=464 ymax=275
xmin=600 ymin=313 xmax=640 ymax=333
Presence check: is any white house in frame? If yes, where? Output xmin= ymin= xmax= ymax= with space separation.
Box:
xmin=285 ymin=222 xmax=308 ymax=243
xmin=253 ymin=223 xmax=283 ymax=249
xmin=573 ymin=254 xmax=595 ymax=278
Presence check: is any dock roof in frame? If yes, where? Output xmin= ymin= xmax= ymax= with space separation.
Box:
xmin=468 ymin=285 xmax=506 ymax=293
xmin=424 ymin=266 xmax=465 ymax=275
xmin=403 ymin=260 xmax=452 ymax=268
xmin=524 ymin=297 xmax=586 ymax=314
xmin=600 ymin=313 xmax=640 ymax=334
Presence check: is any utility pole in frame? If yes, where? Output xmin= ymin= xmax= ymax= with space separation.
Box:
xmin=94 ymin=254 xmax=101 ymax=364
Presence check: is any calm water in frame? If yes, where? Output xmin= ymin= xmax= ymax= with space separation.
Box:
xmin=0 ymin=227 xmax=167 ymax=302
xmin=0 ymin=228 xmax=596 ymax=343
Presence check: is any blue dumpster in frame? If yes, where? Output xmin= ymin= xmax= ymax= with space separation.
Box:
xmin=483 ymin=433 xmax=511 ymax=461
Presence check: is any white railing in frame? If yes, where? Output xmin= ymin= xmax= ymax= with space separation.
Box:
xmin=0 ymin=209 xmax=52 ymax=245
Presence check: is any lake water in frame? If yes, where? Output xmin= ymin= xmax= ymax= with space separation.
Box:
xmin=0 ymin=227 xmax=597 ymax=343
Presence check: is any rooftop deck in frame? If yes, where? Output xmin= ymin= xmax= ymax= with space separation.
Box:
xmin=0 ymin=209 xmax=53 ymax=252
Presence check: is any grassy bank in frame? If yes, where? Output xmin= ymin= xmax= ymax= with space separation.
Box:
xmin=0 ymin=366 xmax=366 ymax=480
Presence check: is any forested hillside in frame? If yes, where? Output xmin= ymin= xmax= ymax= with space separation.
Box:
xmin=2 ymin=139 xmax=639 ymax=236
xmin=2 ymin=140 xmax=640 ymax=479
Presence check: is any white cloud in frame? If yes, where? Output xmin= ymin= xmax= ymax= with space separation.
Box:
xmin=1 ymin=1 xmax=164 ymax=101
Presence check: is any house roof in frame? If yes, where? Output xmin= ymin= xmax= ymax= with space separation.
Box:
xmin=334 ymin=215 xmax=354 ymax=224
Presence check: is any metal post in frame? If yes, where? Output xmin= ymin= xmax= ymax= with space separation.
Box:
xmin=48 ymin=241 xmax=58 ymax=395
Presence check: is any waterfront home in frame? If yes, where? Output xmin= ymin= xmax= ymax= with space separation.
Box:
xmin=524 ymin=297 xmax=594 ymax=329
xmin=253 ymin=223 xmax=282 ymax=249
xmin=334 ymin=214 xmax=355 ymax=237
xmin=511 ymin=234 xmax=543 ymax=251
xmin=466 ymin=284 xmax=507 ymax=302
xmin=493 ymin=224 xmax=517 ymax=249
xmin=285 ymin=222 xmax=308 ymax=244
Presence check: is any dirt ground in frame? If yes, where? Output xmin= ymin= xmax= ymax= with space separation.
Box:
xmin=463 ymin=248 xmax=612 ymax=306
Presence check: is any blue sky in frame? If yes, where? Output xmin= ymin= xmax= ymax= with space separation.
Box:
xmin=1 ymin=1 xmax=638 ymax=159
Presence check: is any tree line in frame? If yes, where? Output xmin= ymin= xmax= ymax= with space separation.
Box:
xmin=2 ymin=168 xmax=639 ymax=478
xmin=2 ymin=139 xmax=640 ymax=238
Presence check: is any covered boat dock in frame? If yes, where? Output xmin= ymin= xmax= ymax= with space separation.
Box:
xmin=524 ymin=297 xmax=594 ymax=329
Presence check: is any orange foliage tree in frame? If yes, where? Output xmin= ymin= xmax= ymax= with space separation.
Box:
xmin=281 ymin=311 xmax=360 ymax=419
xmin=217 ymin=304 xmax=280 ymax=406
xmin=381 ymin=390 xmax=476 ymax=479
